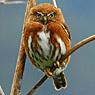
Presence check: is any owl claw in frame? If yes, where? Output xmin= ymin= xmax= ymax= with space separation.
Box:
xmin=61 ymin=62 xmax=66 ymax=67
xmin=54 ymin=61 xmax=60 ymax=68
xmin=44 ymin=68 xmax=52 ymax=78
xmin=44 ymin=62 xmax=66 ymax=78
xmin=54 ymin=61 xmax=66 ymax=68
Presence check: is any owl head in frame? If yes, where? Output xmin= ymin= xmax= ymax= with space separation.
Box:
xmin=28 ymin=3 xmax=65 ymax=25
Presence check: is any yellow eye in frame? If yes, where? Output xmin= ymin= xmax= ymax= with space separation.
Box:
xmin=50 ymin=13 xmax=55 ymax=18
xmin=35 ymin=12 xmax=41 ymax=18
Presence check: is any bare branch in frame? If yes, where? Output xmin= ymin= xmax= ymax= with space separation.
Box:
xmin=27 ymin=75 xmax=47 ymax=95
xmin=27 ymin=35 xmax=95 ymax=95
xmin=59 ymin=35 xmax=95 ymax=63
xmin=24 ymin=0 xmax=36 ymax=22
xmin=52 ymin=0 xmax=57 ymax=8
xmin=10 ymin=39 xmax=26 ymax=95
xmin=10 ymin=0 xmax=36 ymax=95
xmin=0 ymin=85 xmax=5 ymax=95
xmin=0 ymin=0 xmax=26 ymax=4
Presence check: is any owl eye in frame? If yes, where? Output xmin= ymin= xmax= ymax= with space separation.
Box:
xmin=49 ymin=13 xmax=55 ymax=18
xmin=35 ymin=12 xmax=41 ymax=18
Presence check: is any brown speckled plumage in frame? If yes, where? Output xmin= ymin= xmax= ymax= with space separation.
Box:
xmin=23 ymin=3 xmax=71 ymax=90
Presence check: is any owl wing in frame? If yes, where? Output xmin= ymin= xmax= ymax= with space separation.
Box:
xmin=53 ymin=23 xmax=71 ymax=90
xmin=60 ymin=23 xmax=71 ymax=65
xmin=62 ymin=23 xmax=71 ymax=40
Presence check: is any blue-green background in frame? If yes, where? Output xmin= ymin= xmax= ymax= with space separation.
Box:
xmin=0 ymin=0 xmax=95 ymax=95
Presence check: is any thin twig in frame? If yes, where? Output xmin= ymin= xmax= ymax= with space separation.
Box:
xmin=0 ymin=85 xmax=5 ymax=95
xmin=59 ymin=35 xmax=95 ymax=63
xmin=27 ymin=35 xmax=95 ymax=95
xmin=52 ymin=0 xmax=57 ymax=8
xmin=27 ymin=75 xmax=47 ymax=95
xmin=10 ymin=0 xmax=36 ymax=95
xmin=0 ymin=1 xmax=26 ymax=4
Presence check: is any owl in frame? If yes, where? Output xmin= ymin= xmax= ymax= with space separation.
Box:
xmin=23 ymin=3 xmax=71 ymax=90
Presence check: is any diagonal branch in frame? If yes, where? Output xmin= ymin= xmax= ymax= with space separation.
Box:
xmin=27 ymin=35 xmax=95 ymax=95
xmin=59 ymin=35 xmax=95 ymax=63
xmin=10 ymin=0 xmax=36 ymax=95
xmin=0 ymin=85 xmax=5 ymax=95
xmin=10 ymin=38 xmax=26 ymax=95
xmin=52 ymin=0 xmax=57 ymax=8
xmin=27 ymin=75 xmax=47 ymax=95
xmin=0 ymin=0 xmax=26 ymax=4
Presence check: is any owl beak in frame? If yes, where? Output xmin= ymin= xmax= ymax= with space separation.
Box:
xmin=43 ymin=16 xmax=47 ymax=25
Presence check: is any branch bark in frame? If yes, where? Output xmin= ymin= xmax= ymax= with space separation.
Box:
xmin=27 ymin=35 xmax=95 ymax=95
xmin=52 ymin=0 xmax=57 ymax=8
xmin=0 ymin=1 xmax=26 ymax=4
xmin=10 ymin=39 xmax=26 ymax=95
xmin=0 ymin=86 xmax=5 ymax=95
xmin=10 ymin=0 xmax=36 ymax=95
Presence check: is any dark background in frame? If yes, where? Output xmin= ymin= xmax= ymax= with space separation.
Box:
xmin=0 ymin=0 xmax=95 ymax=95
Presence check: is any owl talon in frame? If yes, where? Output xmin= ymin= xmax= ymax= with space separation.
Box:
xmin=61 ymin=62 xmax=66 ymax=67
xmin=44 ymin=68 xmax=52 ymax=78
xmin=54 ymin=61 xmax=60 ymax=68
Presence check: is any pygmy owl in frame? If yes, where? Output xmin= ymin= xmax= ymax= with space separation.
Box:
xmin=23 ymin=3 xmax=71 ymax=90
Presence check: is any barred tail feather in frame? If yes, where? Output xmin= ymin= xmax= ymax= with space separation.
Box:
xmin=53 ymin=72 xmax=67 ymax=90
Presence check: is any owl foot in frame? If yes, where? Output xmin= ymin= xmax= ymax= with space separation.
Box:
xmin=54 ymin=61 xmax=66 ymax=68
xmin=44 ymin=68 xmax=52 ymax=78
xmin=61 ymin=61 xmax=66 ymax=67
xmin=54 ymin=61 xmax=60 ymax=68
xmin=44 ymin=62 xmax=66 ymax=78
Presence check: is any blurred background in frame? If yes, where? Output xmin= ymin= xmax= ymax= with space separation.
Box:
xmin=0 ymin=0 xmax=95 ymax=95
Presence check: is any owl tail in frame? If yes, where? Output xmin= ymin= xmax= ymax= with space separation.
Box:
xmin=52 ymin=71 xmax=67 ymax=90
